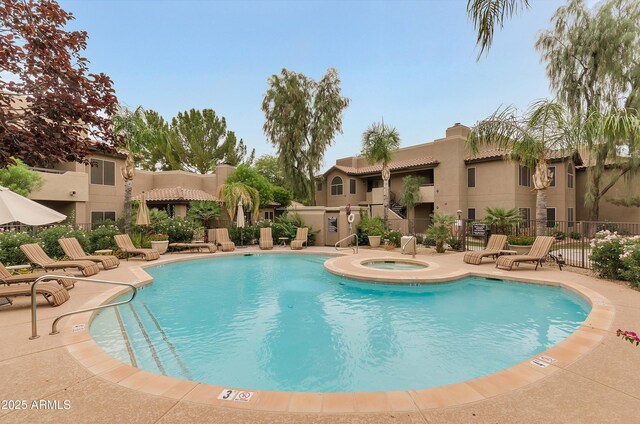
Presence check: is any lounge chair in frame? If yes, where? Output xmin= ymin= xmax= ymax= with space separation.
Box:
xmin=463 ymin=234 xmax=508 ymax=265
xmin=59 ymin=238 xmax=120 ymax=270
xmin=169 ymin=242 xmax=217 ymax=253
xmin=0 ymin=282 xmax=70 ymax=307
xmin=259 ymin=228 xmax=274 ymax=250
xmin=214 ymin=228 xmax=236 ymax=252
xmin=0 ymin=262 xmax=75 ymax=290
xmin=20 ymin=244 xmax=100 ymax=277
xmin=495 ymin=236 xmax=555 ymax=271
xmin=290 ymin=227 xmax=309 ymax=250
xmin=114 ymin=234 xmax=160 ymax=261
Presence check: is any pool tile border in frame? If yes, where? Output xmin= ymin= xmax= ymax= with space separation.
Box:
xmin=61 ymin=250 xmax=614 ymax=414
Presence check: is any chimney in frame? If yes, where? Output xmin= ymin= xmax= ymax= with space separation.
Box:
xmin=445 ymin=122 xmax=470 ymax=138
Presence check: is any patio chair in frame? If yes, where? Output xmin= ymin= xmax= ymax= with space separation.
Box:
xmin=20 ymin=244 xmax=100 ymax=277
xmin=259 ymin=227 xmax=274 ymax=250
xmin=290 ymin=227 xmax=309 ymax=250
xmin=463 ymin=234 xmax=508 ymax=265
xmin=0 ymin=281 xmax=70 ymax=307
xmin=214 ymin=228 xmax=236 ymax=252
xmin=169 ymin=242 xmax=217 ymax=253
xmin=0 ymin=262 xmax=75 ymax=290
xmin=59 ymin=238 xmax=120 ymax=270
xmin=113 ymin=234 xmax=160 ymax=261
xmin=495 ymin=236 xmax=556 ymax=271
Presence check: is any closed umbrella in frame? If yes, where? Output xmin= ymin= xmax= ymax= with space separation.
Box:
xmin=0 ymin=185 xmax=66 ymax=225
xmin=137 ymin=193 xmax=150 ymax=226
xmin=237 ymin=200 xmax=246 ymax=247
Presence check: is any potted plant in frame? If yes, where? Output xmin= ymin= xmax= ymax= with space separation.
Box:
xmin=507 ymin=234 xmax=535 ymax=255
xmin=149 ymin=233 xmax=169 ymax=254
xmin=358 ymin=213 xmax=386 ymax=248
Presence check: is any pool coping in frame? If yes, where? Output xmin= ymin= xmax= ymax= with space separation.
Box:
xmin=61 ymin=250 xmax=614 ymax=414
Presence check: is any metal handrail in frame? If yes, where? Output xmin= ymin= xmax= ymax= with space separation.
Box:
xmin=401 ymin=235 xmax=416 ymax=258
xmin=335 ymin=233 xmax=358 ymax=254
xmin=30 ymin=275 xmax=138 ymax=340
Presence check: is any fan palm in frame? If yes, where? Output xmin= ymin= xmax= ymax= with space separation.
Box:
xmin=216 ymin=182 xmax=260 ymax=224
xmin=482 ymin=206 xmax=522 ymax=234
xmin=361 ymin=121 xmax=401 ymax=225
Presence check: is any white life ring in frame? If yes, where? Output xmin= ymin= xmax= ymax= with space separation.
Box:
xmin=347 ymin=213 xmax=355 ymax=223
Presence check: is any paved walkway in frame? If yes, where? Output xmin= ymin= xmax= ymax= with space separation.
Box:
xmin=0 ymin=246 xmax=639 ymax=423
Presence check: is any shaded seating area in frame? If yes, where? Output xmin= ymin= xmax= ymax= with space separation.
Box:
xmin=0 ymin=282 xmax=70 ymax=307
xmin=20 ymin=243 xmax=100 ymax=277
xmin=114 ymin=234 xmax=160 ymax=261
xmin=259 ymin=227 xmax=274 ymax=250
xmin=169 ymin=242 xmax=217 ymax=253
xmin=495 ymin=236 xmax=556 ymax=271
xmin=59 ymin=237 xmax=120 ymax=270
xmin=214 ymin=228 xmax=236 ymax=252
xmin=0 ymin=262 xmax=75 ymax=290
xmin=463 ymin=234 xmax=508 ymax=265
xmin=291 ymin=227 xmax=309 ymax=250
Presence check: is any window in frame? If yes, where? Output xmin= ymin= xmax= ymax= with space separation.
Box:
xmin=546 ymin=207 xmax=556 ymax=228
xmin=519 ymin=207 xmax=531 ymax=228
xmin=467 ymin=208 xmax=476 ymax=221
xmin=518 ymin=165 xmax=530 ymax=187
xmin=467 ymin=168 xmax=476 ymax=188
xmin=317 ymin=182 xmax=323 ymax=191
xmin=350 ymin=179 xmax=356 ymax=195
xmin=91 ymin=211 xmax=116 ymax=224
xmin=568 ymin=164 xmax=574 ymax=189
xmin=90 ymin=159 xmax=115 ymax=186
xmin=367 ymin=179 xmax=383 ymax=192
xmin=264 ymin=211 xmax=274 ymax=221
xmin=549 ymin=166 xmax=556 ymax=187
xmin=568 ymin=207 xmax=574 ymax=228
xmin=330 ymin=176 xmax=343 ymax=196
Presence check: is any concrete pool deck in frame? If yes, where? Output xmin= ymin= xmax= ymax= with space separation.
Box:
xmin=1 ymin=246 xmax=639 ymax=423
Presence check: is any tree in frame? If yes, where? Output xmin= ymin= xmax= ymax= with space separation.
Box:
xmin=536 ymin=0 xmax=640 ymax=220
xmin=272 ymin=185 xmax=292 ymax=208
xmin=361 ymin=121 xmax=401 ymax=225
xmin=482 ymin=206 xmax=522 ymax=234
xmin=216 ymin=182 xmax=260 ymax=223
xmin=426 ymin=212 xmax=456 ymax=253
xmin=0 ymin=158 xmax=43 ymax=196
xmin=0 ymin=0 xmax=119 ymax=168
xmin=187 ymin=200 xmax=221 ymax=228
xmin=399 ymin=175 xmax=425 ymax=233
xmin=262 ymin=68 xmax=350 ymax=205
xmin=468 ymin=100 xmax=572 ymax=235
xmin=136 ymin=109 xmax=173 ymax=171
xmin=169 ymin=109 xmax=253 ymax=174
xmin=253 ymin=154 xmax=286 ymax=187
xmin=225 ymin=164 xmax=274 ymax=207
xmin=467 ymin=0 xmax=530 ymax=60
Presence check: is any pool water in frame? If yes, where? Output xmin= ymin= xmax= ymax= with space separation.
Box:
xmin=363 ymin=260 xmax=427 ymax=270
xmin=91 ymin=254 xmax=590 ymax=392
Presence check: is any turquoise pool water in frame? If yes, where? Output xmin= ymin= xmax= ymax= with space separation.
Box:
xmin=362 ymin=260 xmax=427 ymax=270
xmin=91 ymin=254 xmax=590 ymax=392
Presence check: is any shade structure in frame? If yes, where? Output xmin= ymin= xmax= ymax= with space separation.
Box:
xmin=0 ymin=186 xmax=66 ymax=225
xmin=236 ymin=200 xmax=245 ymax=229
xmin=137 ymin=193 xmax=150 ymax=226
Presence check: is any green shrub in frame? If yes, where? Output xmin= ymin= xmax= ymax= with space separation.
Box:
xmin=159 ymin=217 xmax=197 ymax=243
xmin=507 ymin=235 xmax=535 ymax=246
xmin=570 ymin=231 xmax=582 ymax=240
xmin=88 ymin=223 xmax=120 ymax=252
xmin=271 ymin=213 xmax=318 ymax=245
xmin=357 ymin=212 xmax=387 ymax=246
xmin=228 ymin=224 xmax=260 ymax=245
xmin=385 ymin=231 xmax=402 ymax=248
xmin=422 ymin=236 xmax=436 ymax=247
xmin=39 ymin=225 xmax=88 ymax=258
xmin=446 ymin=236 xmax=463 ymax=251
xmin=590 ymin=230 xmax=626 ymax=280
xmin=0 ymin=231 xmax=36 ymax=265
xmin=621 ymin=244 xmax=640 ymax=287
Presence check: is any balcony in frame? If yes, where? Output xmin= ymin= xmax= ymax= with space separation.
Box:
xmin=29 ymin=169 xmax=89 ymax=202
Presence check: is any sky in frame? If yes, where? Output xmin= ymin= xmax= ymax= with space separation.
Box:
xmin=57 ymin=0 xmax=596 ymax=171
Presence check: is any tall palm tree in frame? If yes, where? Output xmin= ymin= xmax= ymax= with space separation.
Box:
xmin=468 ymin=100 xmax=570 ymax=236
xmin=361 ymin=121 xmax=400 ymax=225
xmin=467 ymin=0 xmax=530 ymax=60
xmin=216 ymin=182 xmax=260 ymax=224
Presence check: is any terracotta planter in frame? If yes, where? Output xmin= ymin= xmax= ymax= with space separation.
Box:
xmin=510 ymin=244 xmax=532 ymax=255
xmin=368 ymin=236 xmax=381 ymax=248
xmin=150 ymin=240 xmax=169 ymax=254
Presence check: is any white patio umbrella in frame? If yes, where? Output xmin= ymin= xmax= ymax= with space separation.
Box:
xmin=0 ymin=186 xmax=66 ymax=225
xmin=237 ymin=200 xmax=246 ymax=247
xmin=137 ymin=193 xmax=150 ymax=226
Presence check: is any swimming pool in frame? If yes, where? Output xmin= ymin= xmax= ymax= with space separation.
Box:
xmin=361 ymin=259 xmax=427 ymax=270
xmin=91 ymin=254 xmax=590 ymax=392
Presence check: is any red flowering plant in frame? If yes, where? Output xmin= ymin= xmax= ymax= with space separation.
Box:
xmin=617 ymin=329 xmax=640 ymax=346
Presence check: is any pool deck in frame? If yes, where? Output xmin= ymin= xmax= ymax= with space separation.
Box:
xmin=1 ymin=246 xmax=640 ymax=423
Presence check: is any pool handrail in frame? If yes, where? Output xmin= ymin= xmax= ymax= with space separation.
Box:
xmin=335 ymin=234 xmax=358 ymax=254
xmin=29 ymin=275 xmax=138 ymax=340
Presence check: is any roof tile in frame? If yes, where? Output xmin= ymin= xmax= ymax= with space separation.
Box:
xmin=134 ymin=187 xmax=217 ymax=202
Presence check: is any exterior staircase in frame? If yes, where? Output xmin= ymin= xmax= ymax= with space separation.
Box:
xmin=389 ymin=191 xmax=406 ymax=218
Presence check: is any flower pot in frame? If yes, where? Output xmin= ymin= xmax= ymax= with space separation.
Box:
xmin=151 ymin=240 xmax=169 ymax=254
xmin=511 ymin=244 xmax=532 ymax=255
xmin=368 ymin=235 xmax=381 ymax=248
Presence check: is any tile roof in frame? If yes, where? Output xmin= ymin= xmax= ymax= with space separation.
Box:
xmin=134 ymin=186 xmax=217 ymax=202
xmin=465 ymin=149 xmax=579 ymax=163
xmin=330 ymin=156 xmax=439 ymax=176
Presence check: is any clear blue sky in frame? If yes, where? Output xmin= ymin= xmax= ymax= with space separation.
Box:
xmin=59 ymin=0 xmax=582 ymax=171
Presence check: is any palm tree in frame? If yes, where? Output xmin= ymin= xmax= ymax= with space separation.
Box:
xmin=468 ymin=100 xmax=571 ymax=236
xmin=467 ymin=0 xmax=530 ymax=60
xmin=361 ymin=121 xmax=400 ymax=225
xmin=426 ymin=212 xmax=456 ymax=253
xmin=482 ymin=206 xmax=522 ymax=234
xmin=216 ymin=182 xmax=260 ymax=224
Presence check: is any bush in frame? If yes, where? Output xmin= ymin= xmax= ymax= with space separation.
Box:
xmin=446 ymin=236 xmax=463 ymax=251
xmin=228 ymin=224 xmax=260 ymax=245
xmin=590 ymin=230 xmax=626 ymax=280
xmin=357 ymin=212 xmax=387 ymax=246
xmin=550 ymin=230 xmax=566 ymax=241
xmin=507 ymin=235 xmax=535 ymax=246
xmin=271 ymin=213 xmax=318 ymax=245
xmin=385 ymin=231 xmax=402 ymax=248
xmin=422 ymin=236 xmax=436 ymax=247
xmin=39 ymin=225 xmax=88 ymax=258
xmin=0 ymin=231 xmax=36 ymax=265
xmin=159 ymin=217 xmax=198 ymax=243
xmin=570 ymin=231 xmax=582 ymax=240
xmin=621 ymin=243 xmax=640 ymax=287
xmin=88 ymin=223 xmax=120 ymax=252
